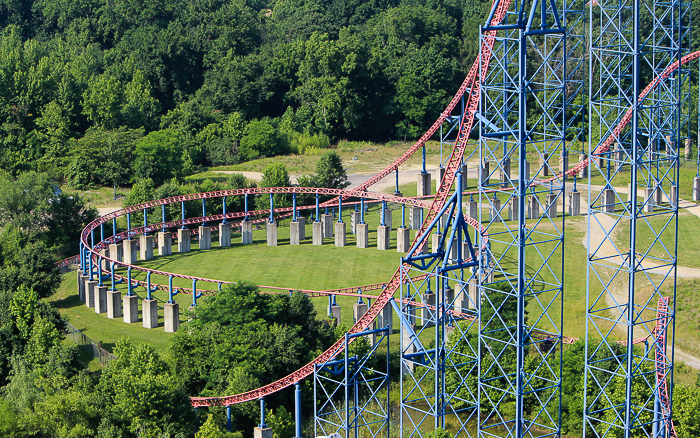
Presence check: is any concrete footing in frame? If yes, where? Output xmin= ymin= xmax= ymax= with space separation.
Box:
xmin=546 ymin=193 xmax=558 ymax=218
xmin=178 ymin=229 xmax=191 ymax=253
xmin=377 ymin=303 xmax=393 ymax=334
xmin=418 ymin=172 xmax=431 ymax=196
xmin=644 ymin=187 xmax=655 ymax=212
xmin=266 ymin=222 xmax=277 ymax=246
xmin=322 ymin=214 xmax=333 ymax=238
xmin=578 ymin=154 xmax=588 ymax=178
xmin=158 ymin=231 xmax=172 ymax=256
xmin=382 ymin=207 xmax=393 ymax=230
xmin=356 ymin=223 xmax=369 ymax=248
xmin=142 ymin=299 xmax=158 ymax=329
xmin=409 ymin=206 xmax=421 ymax=230
xmin=693 ymin=177 xmax=700 ymax=202
xmin=140 ymin=235 xmax=153 ymax=261
xmin=541 ymin=153 xmax=550 ymax=176
xmin=78 ymin=272 xmax=85 ymax=301
xmin=219 ymin=223 xmax=231 ymax=247
xmin=480 ymin=162 xmax=490 ymax=185
xmin=569 ymin=191 xmax=581 ymax=216
xmin=685 ymin=138 xmax=692 ymax=159
xmin=423 ymin=293 xmax=435 ymax=327
xmin=85 ymin=280 xmax=96 ymax=308
xmin=500 ymin=159 xmax=511 ymax=187
xmin=670 ymin=185 xmax=677 ymax=208
xmin=432 ymin=233 xmax=441 ymax=253
xmin=290 ymin=221 xmax=302 ymax=245
xmin=241 ymin=221 xmax=253 ymax=244
xmin=312 ymin=221 xmax=323 ymax=245
xmin=436 ymin=166 xmax=446 ymax=187
xmin=353 ymin=302 xmax=368 ymax=324
xmin=489 ymin=198 xmax=501 ymax=222
xmin=397 ymin=227 xmax=410 ymax=253
xmin=559 ymin=152 xmax=568 ymax=173
xmin=528 ymin=196 xmax=540 ymax=219
xmin=254 ymin=427 xmax=273 ymax=438
xmin=467 ymin=199 xmax=478 ymax=220
xmin=654 ymin=184 xmax=663 ymax=205
xmin=603 ymin=188 xmax=616 ymax=213
xmin=330 ymin=304 xmax=341 ymax=324
xmin=107 ymin=290 xmax=122 ymax=319
xmin=109 ymin=243 xmax=123 ymax=262
xmin=297 ymin=216 xmax=306 ymax=240
xmin=123 ymin=294 xmax=139 ymax=323
xmin=164 ymin=302 xmax=179 ymax=333
xmin=377 ymin=225 xmax=390 ymax=250
xmin=123 ymin=239 xmax=137 ymax=264
xmin=335 ymin=222 xmax=346 ymax=247
xmin=94 ymin=285 xmax=107 ymax=313
xmin=198 ymin=226 xmax=211 ymax=250
xmin=351 ymin=211 xmax=360 ymax=234
xmin=99 ymin=249 xmax=109 ymax=270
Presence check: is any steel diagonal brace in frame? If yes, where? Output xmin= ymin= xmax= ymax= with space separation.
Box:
xmin=389 ymin=299 xmax=425 ymax=355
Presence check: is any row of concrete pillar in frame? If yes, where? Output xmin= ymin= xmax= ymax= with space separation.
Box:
xmin=77 ymin=269 xmax=180 ymax=332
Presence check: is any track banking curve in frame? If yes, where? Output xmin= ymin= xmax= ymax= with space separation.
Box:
xmin=76 ymin=4 xmax=691 ymax=426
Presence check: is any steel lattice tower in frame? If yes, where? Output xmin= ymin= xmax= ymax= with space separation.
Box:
xmin=477 ymin=0 xmax=584 ymax=436
xmin=584 ymin=1 xmax=689 ymax=437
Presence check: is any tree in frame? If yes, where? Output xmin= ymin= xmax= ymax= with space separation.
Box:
xmin=239 ymin=119 xmax=279 ymax=161
xmin=256 ymin=162 xmax=292 ymax=211
xmin=313 ymin=150 xmax=349 ymax=189
xmin=133 ymin=129 xmax=184 ymax=184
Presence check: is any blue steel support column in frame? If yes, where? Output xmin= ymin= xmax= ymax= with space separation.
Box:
xmin=126 ymin=267 xmax=134 ymax=295
xmin=191 ymin=279 xmax=201 ymax=307
xmin=402 ymin=204 xmax=406 ymax=228
xmin=422 ymin=145 xmax=427 ymax=174
xmin=202 ymin=199 xmax=206 ymax=227
xmin=269 ymin=194 xmax=274 ymax=223
xmin=259 ymin=398 xmax=267 ymax=428
xmin=294 ymin=382 xmax=302 ymax=438
xmin=360 ymin=198 xmax=365 ymax=224
xmin=181 ymin=202 xmax=186 ymax=229
xmin=143 ymin=208 xmax=148 ymax=235
xmin=88 ymin=248 xmax=94 ymax=281
xmin=110 ymin=262 xmax=116 ymax=291
xmin=112 ymin=218 xmax=117 ymax=237
xmin=146 ymin=272 xmax=153 ymax=300
xmin=222 ymin=197 xmax=228 ymax=224
xmin=168 ymin=275 xmax=178 ymax=303
xmin=338 ymin=196 xmax=343 ymax=223
xmin=395 ymin=168 xmax=400 ymax=194
xmin=227 ymin=406 xmax=232 ymax=432
xmin=97 ymin=257 xmax=103 ymax=286
xmin=381 ymin=201 xmax=386 ymax=226
xmin=127 ymin=213 xmax=131 ymax=233
xmin=315 ymin=194 xmax=320 ymax=222
xmin=244 ymin=194 xmax=249 ymax=221
xmin=162 ymin=205 xmax=166 ymax=232
xmin=292 ymin=193 xmax=297 ymax=222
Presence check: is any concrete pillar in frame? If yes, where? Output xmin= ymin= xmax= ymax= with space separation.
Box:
xmin=522 ymin=160 xmax=530 ymax=181
xmin=528 ymin=196 xmax=540 ymax=219
xmin=321 ymin=214 xmax=333 ymax=238
xmin=139 ymin=235 xmax=153 ymax=261
xmin=142 ymin=299 xmax=158 ymax=329
xmin=693 ymin=177 xmax=700 ymax=201
xmin=254 ymin=427 xmax=273 ymax=438
xmin=158 ymin=231 xmax=172 ymax=256
xmin=266 ymin=222 xmax=277 ymax=247
xmin=578 ymin=153 xmax=589 ymax=178
xmin=312 ymin=221 xmax=324 ymax=245
xmin=489 ymin=197 xmax=501 ymax=222
xmin=397 ymin=227 xmax=410 ymax=253
xmin=297 ymin=216 xmax=306 ymax=240
xmin=351 ymin=211 xmax=361 ymax=234
xmin=290 ymin=221 xmax=302 ymax=245
xmin=448 ymin=237 xmax=458 ymax=262
xmin=377 ymin=225 xmax=390 ymax=250
xmin=409 ymin=206 xmax=422 ymax=230
xmin=109 ymin=243 xmax=123 ymax=263
xmin=509 ymin=197 xmax=518 ymax=221
xmin=356 ymin=223 xmax=369 ymax=248
xmin=383 ymin=207 xmax=393 ymax=230
xmin=401 ymin=322 xmax=416 ymax=372
xmin=670 ymin=185 xmax=677 ymax=208
xmin=422 ymin=293 xmax=435 ymax=327
xmin=468 ymin=199 xmax=478 ymax=220
xmin=569 ymin=191 xmax=581 ymax=216
xmin=436 ymin=167 xmax=446 ymax=189
xmin=99 ymin=248 xmax=109 ymax=271
xmin=666 ymin=135 xmax=675 ymax=155
xmin=123 ymin=239 xmax=137 ymax=264
xmin=455 ymin=282 xmax=467 ymax=313
xmin=123 ymin=295 xmax=139 ymax=324
xmin=560 ymin=152 xmax=569 ymax=173
xmin=654 ymin=184 xmax=663 ymax=205
xmin=603 ymin=188 xmax=616 ymax=213
xmin=219 ymin=223 xmax=231 ymax=247
xmin=77 ymin=272 xmax=85 ymax=301
xmin=85 ymin=280 xmax=96 ymax=308
xmin=596 ymin=153 xmax=605 ymax=170
xmin=198 ymin=226 xmax=211 ymax=250
xmin=334 ymin=222 xmax=346 ymax=247
xmin=378 ymin=303 xmax=393 ymax=334
xmin=546 ymin=193 xmax=558 ymax=218
xmin=461 ymin=167 xmax=469 ymax=190
xmin=615 ymin=143 xmax=624 ymax=170
xmin=432 ymin=233 xmax=442 ymax=254
xmin=468 ymin=277 xmax=479 ymax=310
xmin=178 ymin=229 xmax=191 ymax=253
xmin=685 ymin=138 xmax=692 ymax=159
xmin=107 ymin=290 xmax=122 ymax=319
xmin=644 ymin=187 xmax=655 ymax=213
xmin=241 ymin=221 xmax=253 ymax=244
xmin=353 ymin=301 xmax=368 ymax=324
xmin=164 ymin=302 xmax=179 ymax=333
xmin=445 ymin=287 xmax=454 ymax=312
xmin=94 ymin=285 xmax=107 ymax=314
xmin=480 ymin=161 xmax=490 ymax=186
xmin=330 ymin=304 xmax=341 ymax=324
xmin=541 ymin=153 xmax=549 ymax=176
xmin=500 ymin=159 xmax=511 ymax=187
xmin=418 ymin=172 xmax=431 ymax=196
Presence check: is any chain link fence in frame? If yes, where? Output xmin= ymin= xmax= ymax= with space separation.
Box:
xmin=65 ymin=322 xmax=117 ymax=367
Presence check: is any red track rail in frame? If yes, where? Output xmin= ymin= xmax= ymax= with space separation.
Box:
xmin=654 ymin=297 xmax=677 ymax=438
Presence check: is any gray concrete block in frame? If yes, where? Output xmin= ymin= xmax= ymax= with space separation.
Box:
xmin=397 ymin=227 xmax=410 ymax=253
xmin=423 ymin=293 xmax=435 ymax=327
xmin=694 ymin=177 xmax=700 ymax=202
xmin=85 ymin=280 xmax=96 ymax=308
xmin=297 ymin=216 xmax=306 ymax=241
xmin=644 ymin=187 xmax=655 ymax=212
xmin=418 ymin=172 xmax=431 ymax=196
xmin=123 ymin=294 xmax=139 ymax=324
xmin=353 ymin=301 xmax=368 ymax=324
xmin=290 ymin=221 xmax=301 ymax=245
xmin=330 ymin=304 xmax=341 ymax=325
xmin=528 ymin=196 xmax=540 ymax=219
xmin=95 ymin=285 xmax=108 ymax=314
xmin=334 ymin=222 xmax=346 ymax=247
xmin=546 ymin=193 xmax=558 ymax=218
xmin=254 ymin=427 xmax=273 ymax=438
xmin=219 ymin=223 xmax=231 ymax=247
xmin=480 ymin=162 xmax=489 ymax=186
xmin=431 ymin=232 xmax=441 ymax=254
xmin=382 ymin=207 xmax=392 ymax=229
xmin=139 ymin=235 xmax=153 ymax=261
xmin=409 ymin=206 xmax=422 ymax=230
xmin=489 ymin=197 xmax=501 ymax=222
xmin=603 ymin=188 xmax=616 ymax=213
xmin=541 ymin=152 xmax=550 ymax=176
xmin=178 ymin=229 xmax=191 ymax=253
xmin=312 ymin=221 xmax=323 ymax=245
xmin=377 ymin=225 xmax=390 ymax=250
xmin=123 ymin=239 xmax=137 ymax=264
xmin=77 ymin=272 xmax=85 ymax=301
xmin=351 ymin=211 xmax=361 ymax=234
xmin=164 ymin=302 xmax=179 ymax=333
xmin=142 ymin=299 xmax=158 ymax=329
xmin=241 ymin=221 xmax=253 ymax=244
xmin=435 ymin=166 xmax=446 ymax=188
xmin=198 ymin=226 xmax=211 ymax=250
xmin=109 ymin=243 xmax=123 ymax=262
xmin=322 ymin=214 xmax=333 ymax=237
xmin=266 ymin=222 xmax=277 ymax=246
xmin=158 ymin=231 xmax=172 ymax=256
xmin=569 ymin=191 xmax=581 ymax=216
xmin=356 ymin=223 xmax=368 ymax=248
xmin=107 ymin=290 xmax=122 ymax=319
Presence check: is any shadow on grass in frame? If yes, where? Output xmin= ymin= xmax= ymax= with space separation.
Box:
xmin=53 ymin=293 xmax=83 ymax=310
